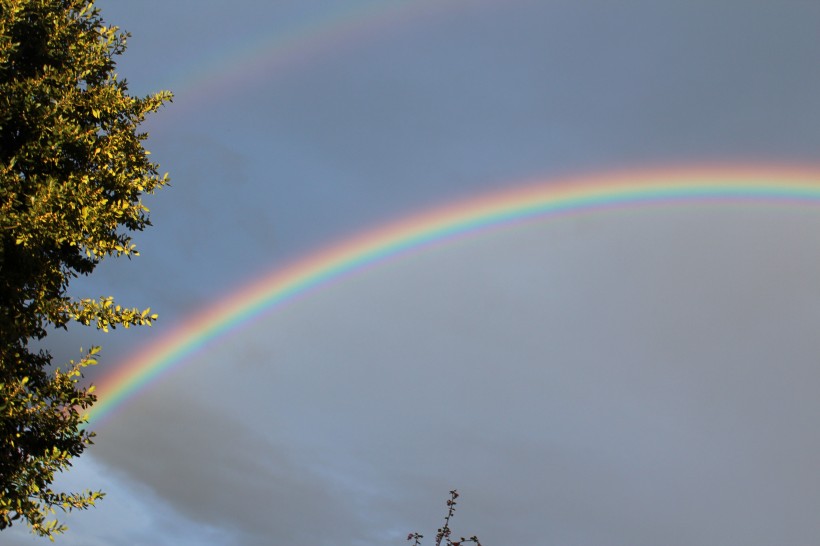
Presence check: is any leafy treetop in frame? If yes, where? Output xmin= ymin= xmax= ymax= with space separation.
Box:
xmin=0 ymin=0 xmax=170 ymax=538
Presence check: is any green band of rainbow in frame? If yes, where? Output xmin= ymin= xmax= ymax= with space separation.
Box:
xmin=87 ymin=166 xmax=820 ymax=426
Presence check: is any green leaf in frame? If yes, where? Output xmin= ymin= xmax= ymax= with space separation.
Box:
xmin=0 ymin=0 xmax=170 ymax=537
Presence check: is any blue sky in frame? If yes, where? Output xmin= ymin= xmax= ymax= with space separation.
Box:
xmin=9 ymin=1 xmax=820 ymax=544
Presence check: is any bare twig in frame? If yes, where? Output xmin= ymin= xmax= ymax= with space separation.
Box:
xmin=408 ymin=490 xmax=482 ymax=546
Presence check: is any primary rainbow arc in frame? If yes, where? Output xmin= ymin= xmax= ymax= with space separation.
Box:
xmin=88 ymin=166 xmax=820 ymax=426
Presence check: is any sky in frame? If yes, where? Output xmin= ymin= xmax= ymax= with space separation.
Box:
xmin=8 ymin=1 xmax=820 ymax=544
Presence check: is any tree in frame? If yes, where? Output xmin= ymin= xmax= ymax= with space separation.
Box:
xmin=0 ymin=0 xmax=170 ymax=537
xmin=408 ymin=490 xmax=483 ymax=546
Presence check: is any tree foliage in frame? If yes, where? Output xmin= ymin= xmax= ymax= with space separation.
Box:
xmin=0 ymin=0 xmax=170 ymax=537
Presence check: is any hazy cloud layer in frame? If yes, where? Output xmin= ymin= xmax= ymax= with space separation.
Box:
xmin=72 ymin=208 xmax=820 ymax=544
xmin=10 ymin=1 xmax=820 ymax=544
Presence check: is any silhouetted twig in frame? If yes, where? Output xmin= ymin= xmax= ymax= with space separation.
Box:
xmin=408 ymin=490 xmax=482 ymax=546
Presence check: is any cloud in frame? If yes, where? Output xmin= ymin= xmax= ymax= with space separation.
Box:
xmin=4 ymin=454 xmax=231 ymax=546
xmin=81 ymin=206 xmax=820 ymax=544
xmin=24 ymin=1 xmax=820 ymax=544
xmin=91 ymin=386 xmax=373 ymax=545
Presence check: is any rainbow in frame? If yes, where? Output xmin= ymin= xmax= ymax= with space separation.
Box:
xmin=87 ymin=166 xmax=820 ymax=426
xmin=162 ymin=0 xmax=477 ymax=115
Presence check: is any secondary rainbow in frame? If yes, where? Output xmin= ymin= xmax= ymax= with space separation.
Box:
xmin=87 ymin=166 xmax=820 ymax=426
xmin=162 ymin=0 xmax=478 ymax=115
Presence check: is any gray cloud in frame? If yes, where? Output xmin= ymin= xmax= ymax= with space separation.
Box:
xmin=16 ymin=0 xmax=820 ymax=544
xmin=72 ymin=206 xmax=820 ymax=544
xmin=91 ymin=387 xmax=373 ymax=546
